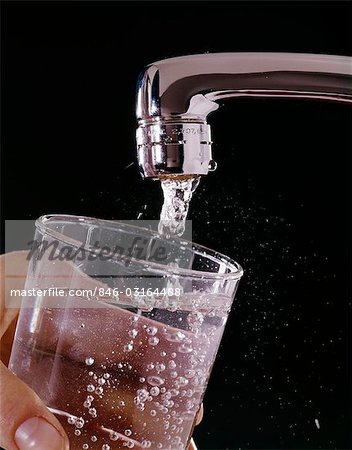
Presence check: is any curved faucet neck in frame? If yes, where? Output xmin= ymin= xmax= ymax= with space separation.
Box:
xmin=136 ymin=53 xmax=352 ymax=178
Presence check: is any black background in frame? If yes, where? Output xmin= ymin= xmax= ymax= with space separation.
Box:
xmin=1 ymin=2 xmax=351 ymax=449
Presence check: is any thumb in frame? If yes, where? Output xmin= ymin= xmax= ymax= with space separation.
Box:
xmin=0 ymin=362 xmax=70 ymax=450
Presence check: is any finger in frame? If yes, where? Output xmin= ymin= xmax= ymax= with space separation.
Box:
xmin=0 ymin=251 xmax=29 ymax=339
xmin=195 ymin=403 xmax=204 ymax=425
xmin=0 ymin=362 xmax=70 ymax=450
xmin=188 ymin=437 xmax=198 ymax=450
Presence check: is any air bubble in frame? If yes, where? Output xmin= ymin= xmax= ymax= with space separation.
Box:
xmin=155 ymin=363 xmax=165 ymax=372
xmin=165 ymin=331 xmax=185 ymax=342
xmin=103 ymin=373 xmax=110 ymax=379
xmin=178 ymin=344 xmax=193 ymax=353
xmin=124 ymin=343 xmax=133 ymax=352
xmin=75 ymin=429 xmax=81 ymax=436
xmin=82 ymin=445 xmax=89 ymax=450
xmin=171 ymin=352 xmax=176 ymax=358
xmin=89 ymin=408 xmax=97 ymax=416
xmin=146 ymin=326 xmax=158 ymax=336
xmin=110 ymin=432 xmax=119 ymax=441
xmin=150 ymin=386 xmax=160 ymax=396
xmin=88 ymin=371 xmax=94 ymax=376
xmin=91 ymin=436 xmax=97 ymax=442
xmin=67 ymin=416 xmax=76 ymax=425
xmin=102 ymin=445 xmax=110 ymax=450
xmin=124 ymin=429 xmax=132 ymax=437
xmin=129 ymin=329 xmax=138 ymax=338
xmin=160 ymin=351 xmax=166 ymax=357
xmin=83 ymin=400 xmax=91 ymax=408
xmin=185 ymin=369 xmax=196 ymax=378
xmin=139 ymin=377 xmax=146 ymax=383
xmin=85 ymin=357 xmax=94 ymax=366
xmin=168 ymin=360 xmax=176 ymax=369
xmin=87 ymin=384 xmax=95 ymax=392
xmin=150 ymin=410 xmax=156 ymax=416
xmin=141 ymin=440 xmax=151 ymax=448
xmin=147 ymin=375 xmax=164 ymax=386
xmin=119 ymin=400 xmax=125 ymax=407
xmin=126 ymin=442 xmax=134 ymax=449
xmin=75 ymin=418 xmax=85 ymax=428
xmin=98 ymin=377 xmax=106 ymax=385
xmin=148 ymin=337 xmax=159 ymax=346
xmin=95 ymin=386 xmax=103 ymax=395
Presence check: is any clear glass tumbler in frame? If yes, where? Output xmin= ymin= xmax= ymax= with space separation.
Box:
xmin=9 ymin=215 xmax=243 ymax=450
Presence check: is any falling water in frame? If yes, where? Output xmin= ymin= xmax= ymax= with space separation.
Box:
xmin=158 ymin=176 xmax=200 ymax=237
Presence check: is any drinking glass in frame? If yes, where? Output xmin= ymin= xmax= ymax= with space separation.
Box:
xmin=9 ymin=215 xmax=243 ymax=450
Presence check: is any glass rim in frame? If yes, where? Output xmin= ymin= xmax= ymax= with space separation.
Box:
xmin=35 ymin=214 xmax=244 ymax=281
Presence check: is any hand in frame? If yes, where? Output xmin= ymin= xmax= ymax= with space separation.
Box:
xmin=0 ymin=252 xmax=203 ymax=450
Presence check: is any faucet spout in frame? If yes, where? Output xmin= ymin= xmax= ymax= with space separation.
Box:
xmin=136 ymin=53 xmax=352 ymax=178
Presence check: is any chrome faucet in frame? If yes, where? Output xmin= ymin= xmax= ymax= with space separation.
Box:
xmin=136 ymin=52 xmax=352 ymax=179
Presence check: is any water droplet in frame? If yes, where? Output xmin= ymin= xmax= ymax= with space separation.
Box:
xmin=150 ymin=386 xmax=160 ymax=396
xmin=124 ymin=429 xmax=132 ymax=437
xmin=147 ymin=375 xmax=164 ymax=386
xmin=148 ymin=337 xmax=159 ymax=346
xmin=85 ymin=357 xmax=94 ymax=366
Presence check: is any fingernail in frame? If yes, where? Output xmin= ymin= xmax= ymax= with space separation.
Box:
xmin=15 ymin=417 xmax=66 ymax=450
